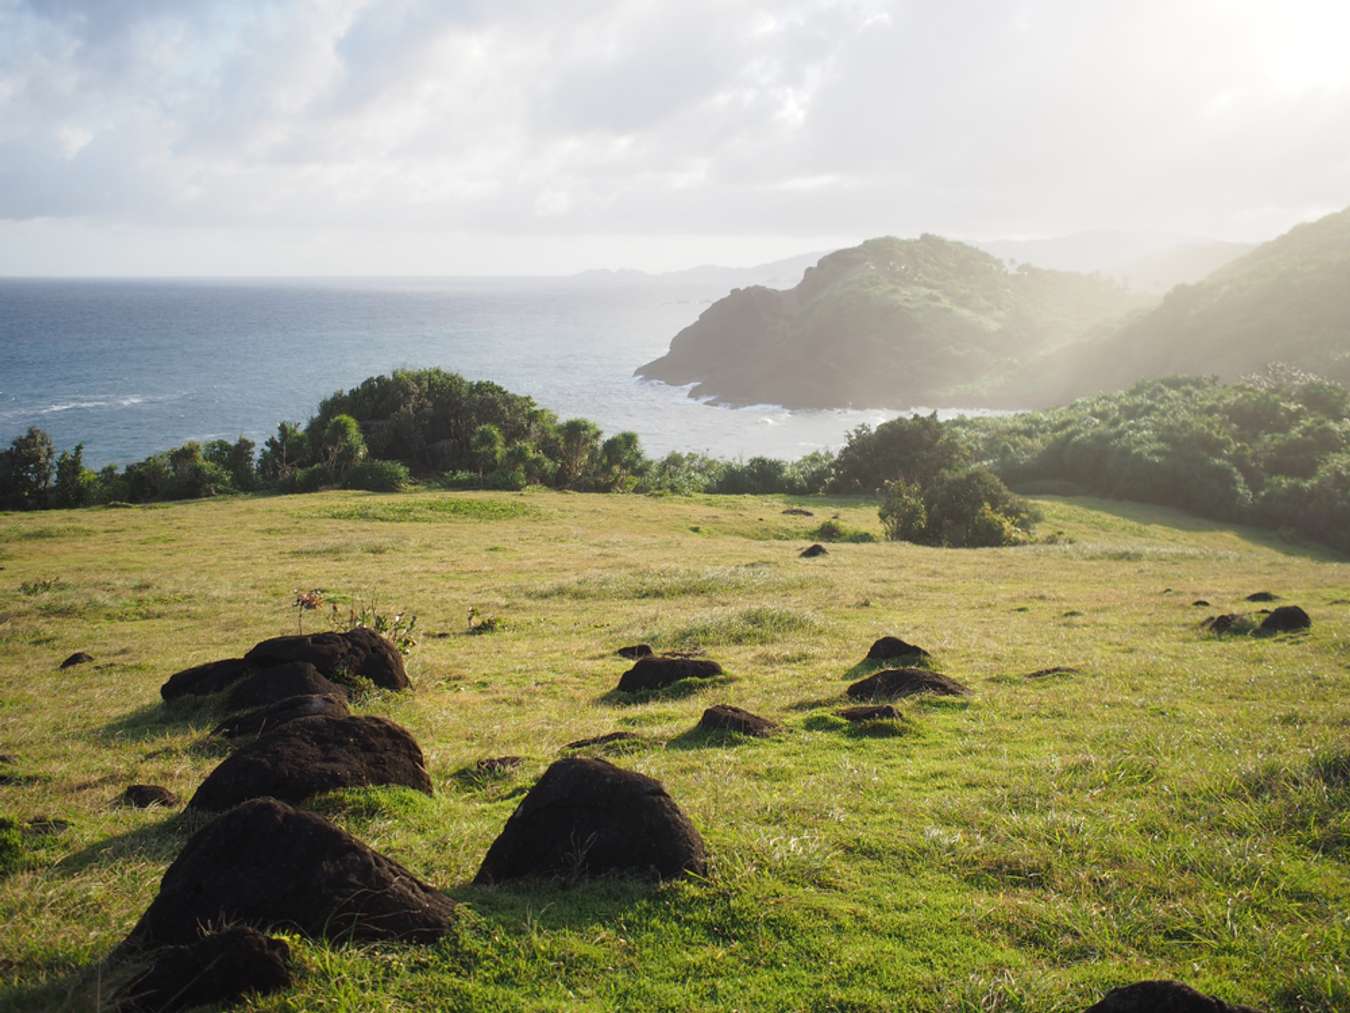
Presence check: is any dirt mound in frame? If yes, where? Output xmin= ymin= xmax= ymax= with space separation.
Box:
xmin=846 ymin=667 xmax=970 ymax=701
xmin=836 ymin=704 xmax=900 ymax=722
xmin=118 ymin=785 xmax=179 ymax=809
xmin=617 ymin=656 xmax=723 ymax=693
xmin=799 ymin=543 xmax=828 ymax=558
xmin=212 ymin=693 xmax=350 ymax=739
xmin=1258 ymin=605 xmax=1311 ymax=633
xmin=1245 ymin=591 xmax=1279 ymax=602
xmin=59 ymin=651 xmax=93 ymax=670
xmin=188 ymin=715 xmax=432 ymax=811
xmin=1192 ymin=599 xmax=1211 ymax=607
xmin=244 ymin=628 xmax=409 ymax=691
xmin=565 ymin=731 xmax=640 ymax=749
xmin=121 ymin=797 xmax=455 ymax=948
xmin=616 ymin=644 xmax=653 ymax=660
xmin=160 ymin=658 xmax=251 ymax=701
xmin=1084 ymin=979 xmax=1261 ymax=1012
xmin=782 ymin=508 xmax=814 ymax=516
xmin=865 ymin=636 xmax=929 ymax=662
xmin=226 ymin=662 xmax=349 ymax=712
xmin=1201 ymin=613 xmax=1245 ymax=634
xmin=474 ymin=757 xmax=706 ymax=884
xmin=697 ymin=705 xmax=778 ymax=737
xmin=113 ymin=926 xmax=291 ymax=1012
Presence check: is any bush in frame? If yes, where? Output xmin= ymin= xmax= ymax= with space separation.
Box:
xmin=345 ymin=458 xmax=411 ymax=492
xmin=880 ymin=467 xmax=1034 ymax=547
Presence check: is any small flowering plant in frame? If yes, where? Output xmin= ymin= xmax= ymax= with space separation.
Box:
xmin=292 ymin=588 xmax=325 ymax=633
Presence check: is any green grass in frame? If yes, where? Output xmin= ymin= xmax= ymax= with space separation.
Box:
xmin=0 ymin=488 xmax=1347 ymax=1010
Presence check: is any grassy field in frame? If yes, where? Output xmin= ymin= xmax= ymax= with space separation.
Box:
xmin=0 ymin=488 xmax=1347 ymax=1011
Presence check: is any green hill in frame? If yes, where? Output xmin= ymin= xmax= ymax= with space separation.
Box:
xmin=1023 ymin=207 xmax=1350 ymax=405
xmin=636 ymin=235 xmax=1146 ymax=409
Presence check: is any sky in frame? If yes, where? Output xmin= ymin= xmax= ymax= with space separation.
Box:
xmin=1 ymin=0 xmax=1348 ymax=276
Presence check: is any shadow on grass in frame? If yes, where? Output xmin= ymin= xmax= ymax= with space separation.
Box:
xmin=664 ymin=725 xmax=775 ymax=751
xmin=801 ymin=712 xmax=917 ymax=738
xmin=450 ymin=872 xmax=683 ymax=934
xmin=55 ymin=811 xmax=204 ymax=875
xmin=96 ymin=697 xmax=221 ymax=745
xmin=841 ymin=655 xmax=934 ymax=681
xmin=596 ymin=675 xmax=734 ymax=707
xmin=784 ymin=694 xmax=844 ymax=712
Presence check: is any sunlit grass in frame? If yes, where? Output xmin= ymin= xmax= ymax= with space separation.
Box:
xmin=0 ymin=488 xmax=1346 ymax=1010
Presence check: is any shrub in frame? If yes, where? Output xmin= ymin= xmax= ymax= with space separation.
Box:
xmin=345 ymin=458 xmax=411 ymax=492
xmin=880 ymin=467 xmax=1034 ymax=547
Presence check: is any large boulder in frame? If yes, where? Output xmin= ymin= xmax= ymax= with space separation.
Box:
xmin=1083 ymin=979 xmax=1261 ymax=1012
xmin=121 ymin=797 xmax=455 ymax=948
xmin=160 ymin=658 xmax=251 ymax=701
xmin=846 ymin=667 xmax=970 ymax=701
xmin=865 ymin=636 xmax=929 ymax=662
xmin=226 ymin=662 xmax=348 ymax=713
xmin=697 ymin=705 xmax=778 ymax=738
xmin=474 ymin=757 xmax=706 ymax=884
xmin=212 ymin=693 xmax=350 ymax=740
xmin=188 ymin=715 xmax=432 ymax=812
xmin=112 ymin=926 xmax=291 ymax=1012
xmin=1258 ymin=605 xmax=1310 ymax=634
xmin=617 ymin=656 xmax=722 ymax=693
xmin=245 ymin=628 xmax=409 ymax=691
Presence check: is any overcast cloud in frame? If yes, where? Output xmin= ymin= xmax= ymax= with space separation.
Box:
xmin=1 ymin=0 xmax=1348 ymax=274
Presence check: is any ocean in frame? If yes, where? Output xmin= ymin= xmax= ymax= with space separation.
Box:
xmin=0 ymin=277 xmax=1001 ymax=470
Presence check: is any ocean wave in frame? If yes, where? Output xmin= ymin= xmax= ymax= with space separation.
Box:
xmin=0 ymin=392 xmax=188 ymax=420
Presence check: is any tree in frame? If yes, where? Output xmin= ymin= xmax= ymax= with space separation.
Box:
xmin=321 ymin=414 xmax=367 ymax=480
xmin=52 ymin=443 xmax=96 ymax=508
xmin=0 ymin=427 xmax=56 ymax=509
xmin=598 ymin=431 xmax=645 ymax=490
xmin=557 ymin=418 xmax=601 ymax=488
xmin=878 ymin=479 xmax=927 ymax=541
xmin=469 ymin=423 xmax=505 ymax=480
xmin=258 ymin=422 xmax=309 ymax=483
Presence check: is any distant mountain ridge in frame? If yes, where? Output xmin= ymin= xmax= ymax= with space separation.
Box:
xmin=975 ymin=232 xmax=1253 ymax=292
xmin=635 ymin=235 xmax=1147 ymax=409
xmin=1006 ymin=206 xmax=1350 ymax=405
xmin=569 ymin=251 xmax=825 ymax=292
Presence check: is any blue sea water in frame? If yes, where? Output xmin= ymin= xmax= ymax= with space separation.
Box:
xmin=0 ymin=276 xmax=997 ymax=470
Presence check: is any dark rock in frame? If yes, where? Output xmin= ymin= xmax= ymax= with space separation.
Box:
xmin=837 ymin=704 xmax=901 ymax=722
xmin=245 ymin=628 xmax=409 ymax=691
xmin=617 ymin=655 xmax=723 ymax=693
xmin=1258 ymin=605 xmax=1311 ymax=634
xmin=1245 ymin=591 xmax=1279 ymax=602
xmin=865 ymin=636 xmax=930 ymax=662
xmin=799 ymin=543 xmax=828 ymax=558
xmin=121 ymin=797 xmax=455 ymax=948
xmin=616 ymin=644 xmax=654 ymax=660
xmin=226 ymin=662 xmax=348 ymax=712
xmin=160 ymin=658 xmax=252 ymax=702
xmin=59 ymin=651 xmax=93 ymax=669
xmin=475 ymin=757 xmax=706 ymax=884
xmin=846 ymin=667 xmax=970 ymax=701
xmin=565 ymin=731 xmax=640 ymax=749
xmin=476 ymin=756 xmax=523 ymax=776
xmin=119 ymin=785 xmax=179 ymax=809
xmin=782 ymin=507 xmax=814 ymax=516
xmin=1192 ymin=599 xmax=1211 ymax=607
xmin=212 ymin=693 xmax=350 ymax=739
xmin=188 ymin=715 xmax=432 ymax=812
xmin=113 ymin=926 xmax=291 ymax=1012
xmin=1083 ymin=979 xmax=1262 ymax=1012
xmin=697 ymin=704 xmax=778 ymax=737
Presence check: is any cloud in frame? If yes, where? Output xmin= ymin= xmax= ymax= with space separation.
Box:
xmin=0 ymin=0 xmax=1347 ymax=270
